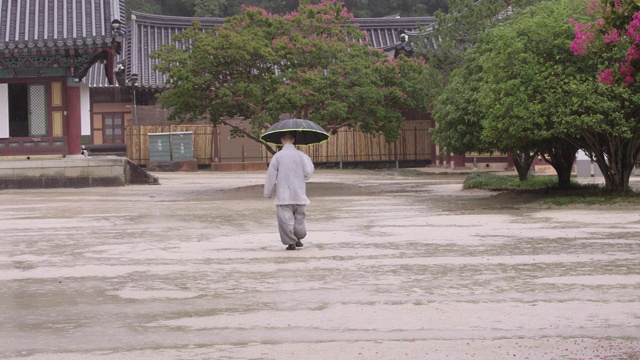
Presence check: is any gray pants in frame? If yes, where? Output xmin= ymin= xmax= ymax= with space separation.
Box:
xmin=276 ymin=204 xmax=307 ymax=245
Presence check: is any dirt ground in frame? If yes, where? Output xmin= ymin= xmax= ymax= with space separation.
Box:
xmin=1 ymin=169 xmax=639 ymax=360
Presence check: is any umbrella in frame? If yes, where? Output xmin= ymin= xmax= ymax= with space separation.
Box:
xmin=260 ymin=118 xmax=330 ymax=146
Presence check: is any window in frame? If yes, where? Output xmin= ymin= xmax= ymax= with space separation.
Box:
xmin=103 ymin=113 xmax=124 ymax=144
xmin=0 ymin=83 xmax=48 ymax=138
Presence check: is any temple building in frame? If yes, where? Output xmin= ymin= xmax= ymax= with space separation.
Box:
xmin=0 ymin=0 xmax=124 ymax=158
xmin=1 ymin=2 xmax=438 ymax=170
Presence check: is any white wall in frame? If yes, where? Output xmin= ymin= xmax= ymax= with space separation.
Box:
xmin=0 ymin=83 xmax=9 ymax=138
xmin=80 ymin=83 xmax=91 ymax=136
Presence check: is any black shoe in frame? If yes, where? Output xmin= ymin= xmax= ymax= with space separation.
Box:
xmin=295 ymin=240 xmax=303 ymax=247
xmin=286 ymin=244 xmax=296 ymax=251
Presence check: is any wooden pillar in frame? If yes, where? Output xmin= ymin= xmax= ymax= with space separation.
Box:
xmin=66 ymin=85 xmax=82 ymax=155
xmin=212 ymin=123 xmax=220 ymax=163
xmin=430 ymin=121 xmax=437 ymax=165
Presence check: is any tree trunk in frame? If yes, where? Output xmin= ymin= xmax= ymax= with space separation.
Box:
xmin=591 ymin=135 xmax=640 ymax=192
xmin=512 ymin=149 xmax=537 ymax=181
xmin=540 ymin=139 xmax=578 ymax=190
xmin=554 ymin=160 xmax=574 ymax=190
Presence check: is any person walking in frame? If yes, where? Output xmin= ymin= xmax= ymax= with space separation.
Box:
xmin=264 ymin=131 xmax=315 ymax=250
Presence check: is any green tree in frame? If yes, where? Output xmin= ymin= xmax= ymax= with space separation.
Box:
xmin=474 ymin=0 xmax=592 ymax=187
xmin=420 ymin=0 xmax=543 ymax=79
xmin=194 ymin=0 xmax=227 ymax=17
xmin=434 ymin=0 xmax=611 ymax=188
xmin=130 ymin=0 xmax=447 ymax=17
xmin=127 ymin=0 xmax=197 ymax=16
xmin=568 ymin=0 xmax=640 ymax=191
xmin=549 ymin=75 xmax=640 ymax=191
xmin=420 ymin=0 xmax=545 ymax=171
xmin=127 ymin=0 xmax=162 ymax=15
xmin=432 ymin=51 xmax=541 ymax=182
xmin=430 ymin=0 xmax=544 ymax=181
xmin=152 ymin=0 xmax=434 ymax=153
xmin=431 ymin=58 xmax=487 ymax=155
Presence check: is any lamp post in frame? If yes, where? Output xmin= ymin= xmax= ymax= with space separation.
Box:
xmin=394 ymin=29 xmax=415 ymax=59
xmin=111 ymin=19 xmax=122 ymax=31
xmin=129 ymin=74 xmax=139 ymax=124
xmin=107 ymin=19 xmax=124 ymax=86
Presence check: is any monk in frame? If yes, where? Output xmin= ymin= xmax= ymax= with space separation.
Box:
xmin=264 ymin=131 xmax=315 ymax=250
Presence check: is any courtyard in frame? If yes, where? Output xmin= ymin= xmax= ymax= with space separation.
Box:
xmin=1 ymin=169 xmax=639 ymax=359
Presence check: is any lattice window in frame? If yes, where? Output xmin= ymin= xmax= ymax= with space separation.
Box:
xmin=29 ymin=84 xmax=47 ymax=136
xmin=104 ymin=113 xmax=124 ymax=144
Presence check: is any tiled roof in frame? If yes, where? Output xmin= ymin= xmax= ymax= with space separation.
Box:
xmin=0 ymin=0 xmax=124 ymax=53
xmin=352 ymin=17 xmax=434 ymax=50
xmin=128 ymin=11 xmax=224 ymax=90
xmin=125 ymin=12 xmax=434 ymax=90
xmin=83 ymin=54 xmax=125 ymax=87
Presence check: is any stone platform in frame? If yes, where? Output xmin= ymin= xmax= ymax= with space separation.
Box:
xmin=0 ymin=157 xmax=159 ymax=189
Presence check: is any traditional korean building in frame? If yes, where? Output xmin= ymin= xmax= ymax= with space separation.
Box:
xmin=85 ymin=11 xmax=436 ymax=165
xmin=0 ymin=2 xmax=436 ymax=163
xmin=0 ymin=0 xmax=124 ymax=158
xmin=124 ymin=12 xmax=433 ymax=88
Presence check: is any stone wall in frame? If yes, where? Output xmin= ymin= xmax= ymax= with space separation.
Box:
xmin=0 ymin=158 xmax=159 ymax=189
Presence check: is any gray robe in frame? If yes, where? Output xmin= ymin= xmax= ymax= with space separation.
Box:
xmin=264 ymin=144 xmax=314 ymax=245
xmin=264 ymin=143 xmax=314 ymax=204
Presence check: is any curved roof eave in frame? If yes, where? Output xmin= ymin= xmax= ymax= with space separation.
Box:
xmin=93 ymin=11 xmax=435 ymax=89
xmin=130 ymin=11 xmax=224 ymax=28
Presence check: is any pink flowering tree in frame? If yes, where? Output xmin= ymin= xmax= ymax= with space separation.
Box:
xmin=570 ymin=0 xmax=640 ymax=191
xmin=152 ymin=0 xmax=434 ymax=153
xmin=571 ymin=0 xmax=640 ymax=86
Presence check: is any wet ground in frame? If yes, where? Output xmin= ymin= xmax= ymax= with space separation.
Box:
xmin=1 ymin=169 xmax=639 ymax=360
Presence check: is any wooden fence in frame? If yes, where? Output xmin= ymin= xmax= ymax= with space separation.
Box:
xmin=125 ymin=120 xmax=433 ymax=166
xmin=298 ymin=120 xmax=433 ymax=163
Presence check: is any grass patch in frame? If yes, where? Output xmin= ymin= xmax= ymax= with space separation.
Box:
xmin=464 ymin=173 xmax=640 ymax=206
xmin=463 ymin=173 xmax=566 ymax=191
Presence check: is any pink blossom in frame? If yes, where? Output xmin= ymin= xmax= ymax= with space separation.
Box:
xmin=570 ymin=22 xmax=594 ymax=56
xmin=586 ymin=0 xmax=599 ymax=15
xmin=619 ymin=62 xmax=634 ymax=76
xmin=626 ymin=44 xmax=640 ymax=61
xmin=604 ymin=29 xmax=618 ymax=43
xmin=627 ymin=12 xmax=640 ymax=42
xmin=598 ymin=69 xmax=615 ymax=85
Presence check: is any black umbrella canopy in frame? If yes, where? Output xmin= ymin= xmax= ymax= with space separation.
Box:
xmin=260 ymin=119 xmax=330 ymax=146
